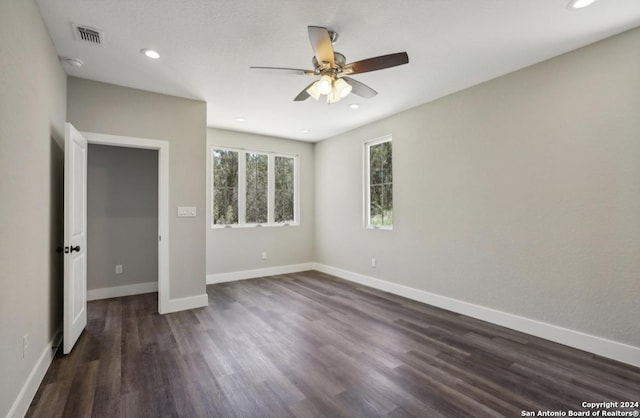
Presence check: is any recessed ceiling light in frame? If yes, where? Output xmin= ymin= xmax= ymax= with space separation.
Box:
xmin=349 ymin=104 xmax=360 ymax=109
xmin=234 ymin=117 xmax=246 ymax=122
xmin=140 ymin=48 xmax=160 ymax=59
xmin=567 ymin=0 xmax=597 ymax=9
xmin=302 ymin=129 xmax=310 ymax=134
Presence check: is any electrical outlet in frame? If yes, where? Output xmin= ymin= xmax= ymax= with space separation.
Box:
xmin=23 ymin=334 xmax=29 ymax=358
xmin=261 ymin=251 xmax=267 ymax=260
xmin=371 ymin=258 xmax=377 ymax=268
xmin=115 ymin=264 xmax=123 ymax=275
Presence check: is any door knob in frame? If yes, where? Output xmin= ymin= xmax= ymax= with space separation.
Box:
xmin=69 ymin=245 xmax=80 ymax=253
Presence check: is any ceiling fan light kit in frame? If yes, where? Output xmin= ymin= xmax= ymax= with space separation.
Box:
xmin=251 ymin=26 xmax=409 ymax=104
xmin=306 ymin=82 xmax=321 ymax=100
xmin=317 ymin=74 xmax=333 ymax=95
xmin=306 ymin=74 xmax=354 ymax=104
xmin=334 ymin=78 xmax=352 ymax=98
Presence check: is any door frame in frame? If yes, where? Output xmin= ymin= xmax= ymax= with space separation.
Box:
xmin=83 ymin=132 xmax=170 ymax=314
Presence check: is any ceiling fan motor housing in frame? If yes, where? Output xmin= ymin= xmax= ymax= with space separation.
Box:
xmin=313 ymin=52 xmax=346 ymax=74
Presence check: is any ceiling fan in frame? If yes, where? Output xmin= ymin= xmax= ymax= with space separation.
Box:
xmin=250 ymin=26 xmax=409 ymax=104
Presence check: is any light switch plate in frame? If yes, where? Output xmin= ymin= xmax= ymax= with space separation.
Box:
xmin=178 ymin=206 xmax=197 ymax=217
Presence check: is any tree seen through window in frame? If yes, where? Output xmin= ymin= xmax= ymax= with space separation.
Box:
xmin=212 ymin=147 xmax=297 ymax=227
xmin=368 ymin=140 xmax=392 ymax=227
xmin=212 ymin=149 xmax=238 ymax=225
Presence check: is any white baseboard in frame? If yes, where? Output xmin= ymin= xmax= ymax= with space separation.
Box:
xmin=7 ymin=330 xmax=62 ymax=418
xmin=163 ymin=293 xmax=209 ymax=314
xmin=312 ymin=263 xmax=640 ymax=368
xmin=87 ymin=282 xmax=207 ymax=314
xmin=87 ymin=281 xmax=158 ymax=301
xmin=206 ymin=263 xmax=315 ymax=285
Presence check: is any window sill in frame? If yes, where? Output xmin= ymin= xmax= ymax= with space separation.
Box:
xmin=366 ymin=225 xmax=393 ymax=231
xmin=211 ymin=223 xmax=299 ymax=229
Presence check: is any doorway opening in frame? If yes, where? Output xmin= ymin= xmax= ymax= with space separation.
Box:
xmin=83 ymin=132 xmax=170 ymax=313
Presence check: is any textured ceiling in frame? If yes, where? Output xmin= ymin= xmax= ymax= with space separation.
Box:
xmin=35 ymin=0 xmax=640 ymax=142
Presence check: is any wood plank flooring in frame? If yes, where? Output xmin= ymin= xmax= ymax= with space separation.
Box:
xmin=27 ymin=271 xmax=640 ymax=417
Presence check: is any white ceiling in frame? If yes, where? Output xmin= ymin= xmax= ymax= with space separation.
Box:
xmin=36 ymin=0 xmax=640 ymax=142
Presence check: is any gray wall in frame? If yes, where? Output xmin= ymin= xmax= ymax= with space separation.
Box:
xmin=87 ymin=144 xmax=158 ymax=290
xmin=0 ymin=0 xmax=67 ymax=415
xmin=67 ymin=77 xmax=207 ymax=300
xmin=206 ymin=128 xmax=315 ymax=275
xmin=314 ymin=27 xmax=640 ymax=348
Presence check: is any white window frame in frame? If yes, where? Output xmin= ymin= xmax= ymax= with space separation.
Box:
xmin=211 ymin=146 xmax=299 ymax=228
xmin=364 ymin=135 xmax=393 ymax=230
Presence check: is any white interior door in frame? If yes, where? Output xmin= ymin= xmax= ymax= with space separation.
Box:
xmin=63 ymin=123 xmax=88 ymax=354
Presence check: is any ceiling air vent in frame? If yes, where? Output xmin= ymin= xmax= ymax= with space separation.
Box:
xmin=72 ymin=24 xmax=104 ymax=46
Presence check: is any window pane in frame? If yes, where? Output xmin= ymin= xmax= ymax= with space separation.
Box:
xmin=246 ymin=153 xmax=268 ymax=224
xmin=382 ymin=184 xmax=393 ymax=226
xmin=370 ymin=147 xmax=382 ymax=185
xmin=370 ymin=185 xmax=383 ymax=226
xmin=383 ymin=142 xmax=392 ymax=183
xmin=368 ymin=140 xmax=392 ymax=227
xmin=211 ymin=147 xmax=298 ymax=228
xmin=275 ymin=156 xmax=295 ymax=223
xmin=213 ymin=149 xmax=238 ymax=225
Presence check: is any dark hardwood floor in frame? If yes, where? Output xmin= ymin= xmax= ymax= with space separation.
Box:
xmin=27 ymin=271 xmax=640 ymax=417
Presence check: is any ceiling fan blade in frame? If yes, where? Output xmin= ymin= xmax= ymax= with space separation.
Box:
xmin=343 ymin=52 xmax=409 ymax=75
xmin=250 ymin=66 xmax=316 ymax=76
xmin=308 ymin=26 xmax=335 ymax=67
xmin=294 ymin=82 xmax=317 ymax=101
xmin=342 ymin=77 xmax=377 ymax=99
